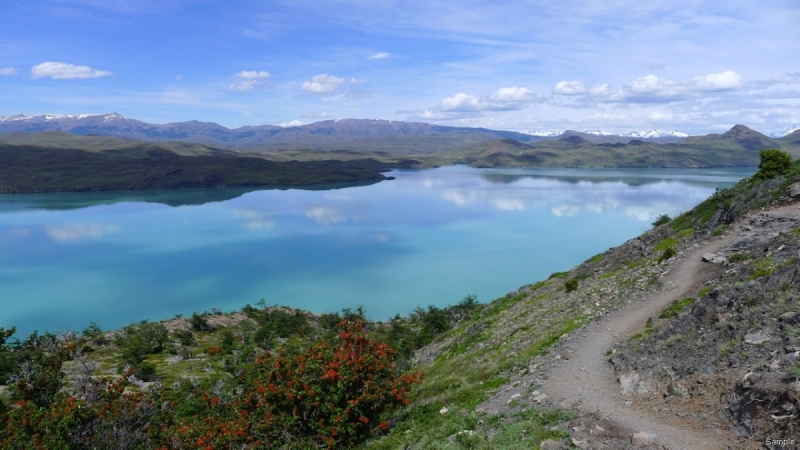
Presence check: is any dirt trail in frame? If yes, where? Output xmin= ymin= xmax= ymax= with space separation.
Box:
xmin=540 ymin=204 xmax=800 ymax=450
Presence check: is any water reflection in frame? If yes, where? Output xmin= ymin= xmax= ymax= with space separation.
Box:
xmin=0 ymin=166 xmax=754 ymax=336
xmin=0 ymin=180 xmax=381 ymax=212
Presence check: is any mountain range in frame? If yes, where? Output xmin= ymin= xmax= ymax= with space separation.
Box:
xmin=2 ymin=113 xmax=800 ymax=170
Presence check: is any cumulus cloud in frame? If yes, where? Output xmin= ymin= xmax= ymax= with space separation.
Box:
xmin=280 ymin=120 xmax=304 ymax=127
xmin=235 ymin=70 xmax=270 ymax=79
xmin=230 ymin=79 xmax=259 ymax=92
xmin=31 ymin=62 xmax=112 ymax=80
xmin=0 ymin=67 xmax=17 ymax=76
xmin=368 ymin=52 xmax=391 ymax=60
xmin=552 ymin=71 xmax=744 ymax=105
xmin=301 ymin=112 xmax=331 ymax=119
xmin=229 ymin=70 xmax=271 ymax=92
xmin=553 ymin=81 xmax=586 ymax=95
xmin=423 ymin=86 xmax=538 ymax=119
xmin=301 ymin=74 xmax=345 ymax=94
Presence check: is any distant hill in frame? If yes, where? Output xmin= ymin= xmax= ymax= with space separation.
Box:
xmin=454 ymin=125 xmax=800 ymax=168
xmin=0 ymin=114 xmax=546 ymax=154
xmin=0 ymin=135 xmax=400 ymax=194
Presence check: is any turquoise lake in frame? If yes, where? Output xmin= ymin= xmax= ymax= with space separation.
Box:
xmin=0 ymin=166 xmax=754 ymax=336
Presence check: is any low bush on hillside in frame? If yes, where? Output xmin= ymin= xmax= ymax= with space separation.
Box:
xmin=0 ymin=321 xmax=422 ymax=449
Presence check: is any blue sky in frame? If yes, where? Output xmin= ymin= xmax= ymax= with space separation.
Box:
xmin=0 ymin=0 xmax=798 ymax=135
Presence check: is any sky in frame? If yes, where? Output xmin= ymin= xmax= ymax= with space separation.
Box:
xmin=0 ymin=0 xmax=798 ymax=135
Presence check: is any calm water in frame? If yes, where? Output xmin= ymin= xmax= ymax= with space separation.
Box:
xmin=0 ymin=166 xmax=753 ymax=336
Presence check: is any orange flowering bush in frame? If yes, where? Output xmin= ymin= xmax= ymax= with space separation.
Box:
xmin=0 ymin=321 xmax=422 ymax=449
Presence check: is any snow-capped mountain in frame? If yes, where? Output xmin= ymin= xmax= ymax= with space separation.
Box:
xmin=770 ymin=126 xmax=800 ymax=138
xmin=523 ymin=128 xmax=688 ymax=139
xmin=0 ymin=112 xmax=128 ymax=123
xmin=620 ymin=130 xmax=689 ymax=139
xmin=522 ymin=129 xmax=564 ymax=137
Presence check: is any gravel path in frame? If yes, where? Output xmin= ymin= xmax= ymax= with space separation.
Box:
xmin=539 ymin=205 xmax=800 ymax=450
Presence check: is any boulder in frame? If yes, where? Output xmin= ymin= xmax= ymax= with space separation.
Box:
xmin=786 ymin=182 xmax=800 ymax=198
xmin=744 ymin=331 xmax=771 ymax=344
xmin=631 ymin=432 xmax=656 ymax=445
xmin=539 ymin=439 xmax=567 ymax=449
xmin=702 ymin=252 xmax=728 ymax=264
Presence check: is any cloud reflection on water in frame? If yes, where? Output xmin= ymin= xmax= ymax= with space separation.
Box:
xmin=428 ymin=171 xmax=725 ymax=222
xmin=45 ymin=224 xmax=119 ymax=242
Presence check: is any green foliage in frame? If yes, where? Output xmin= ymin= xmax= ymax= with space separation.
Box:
xmin=755 ymin=148 xmax=793 ymax=180
xmin=658 ymin=247 xmax=677 ymax=263
xmin=729 ymin=253 xmax=750 ymax=263
xmin=172 ymin=329 xmax=196 ymax=347
xmin=652 ymin=213 xmax=671 ymax=227
xmin=654 ymin=237 xmax=678 ymax=252
xmin=114 ymin=322 xmax=168 ymax=379
xmin=548 ymin=271 xmax=569 ymax=279
xmin=749 ymin=259 xmax=776 ymax=279
xmin=712 ymin=224 xmax=729 ymax=237
xmin=659 ymin=297 xmax=695 ymax=319
xmin=189 ymin=312 xmax=213 ymax=332
xmin=564 ymin=278 xmax=579 ymax=293
xmin=0 ymin=321 xmax=422 ymax=449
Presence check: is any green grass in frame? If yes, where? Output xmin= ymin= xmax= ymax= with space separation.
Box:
xmin=659 ymin=297 xmax=696 ymax=319
xmin=654 ymin=237 xmax=678 ymax=252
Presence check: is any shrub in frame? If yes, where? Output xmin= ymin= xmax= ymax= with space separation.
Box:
xmin=189 ymin=312 xmax=213 ymax=332
xmin=755 ymin=148 xmax=792 ymax=179
xmin=659 ymin=297 xmax=695 ymax=319
xmin=167 ymin=320 xmax=423 ymax=449
xmin=564 ymin=278 xmax=578 ymax=293
xmin=651 ymin=213 xmax=671 ymax=227
xmin=658 ymin=247 xmax=676 ymax=263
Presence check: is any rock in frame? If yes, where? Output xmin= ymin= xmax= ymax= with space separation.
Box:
xmin=744 ymin=331 xmax=771 ymax=344
xmin=779 ymin=311 xmax=800 ymax=325
xmin=533 ymin=393 xmax=548 ymax=403
xmin=667 ymin=381 xmax=686 ymax=397
xmin=786 ymin=182 xmax=800 ymax=198
xmin=618 ymin=372 xmax=640 ymax=394
xmin=702 ymin=252 xmax=728 ymax=264
xmin=439 ymin=406 xmax=449 ymax=414
xmin=447 ymin=430 xmax=475 ymax=443
xmin=539 ymin=439 xmax=567 ymax=449
xmin=571 ymin=438 xmax=589 ymax=449
xmin=631 ymin=432 xmax=656 ymax=445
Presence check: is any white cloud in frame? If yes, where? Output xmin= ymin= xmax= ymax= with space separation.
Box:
xmin=230 ymin=79 xmax=260 ymax=92
xmin=229 ymin=70 xmax=271 ymax=92
xmin=693 ymin=70 xmax=741 ymax=90
xmin=280 ymin=119 xmax=304 ymax=127
xmin=368 ymin=52 xmax=391 ymax=60
xmin=432 ymin=86 xmax=537 ymax=118
xmin=0 ymin=67 xmax=17 ymax=76
xmin=440 ymin=93 xmax=481 ymax=111
xmin=301 ymin=111 xmax=331 ymax=119
xmin=235 ymin=70 xmax=271 ymax=79
xmin=301 ymin=74 xmax=345 ymax=94
xmin=649 ymin=111 xmax=674 ymax=120
xmin=350 ymin=77 xmax=366 ymax=84
xmin=31 ymin=62 xmax=112 ymax=79
xmin=45 ymin=224 xmax=118 ymax=242
xmin=552 ymin=71 xmax=744 ymax=105
xmin=553 ymin=81 xmax=586 ymax=95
